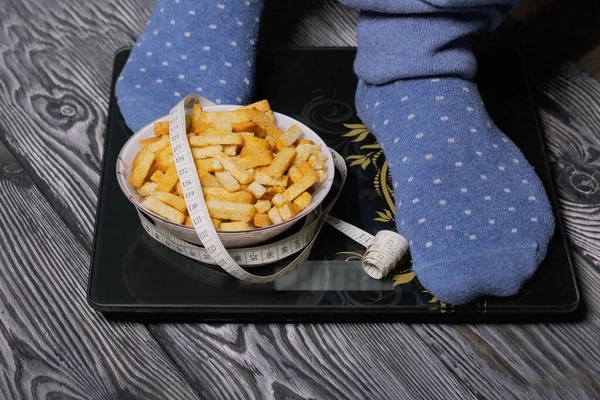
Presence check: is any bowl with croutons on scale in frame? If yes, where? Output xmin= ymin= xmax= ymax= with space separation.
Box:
xmin=117 ymin=99 xmax=334 ymax=248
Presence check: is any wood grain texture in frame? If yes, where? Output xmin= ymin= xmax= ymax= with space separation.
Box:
xmin=1 ymin=0 xmax=600 ymax=400
xmin=0 ymin=142 xmax=199 ymax=399
xmin=149 ymin=323 xmax=477 ymax=400
xmin=0 ymin=0 xmax=152 ymax=250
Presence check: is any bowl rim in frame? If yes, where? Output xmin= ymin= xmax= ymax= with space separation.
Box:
xmin=116 ymin=105 xmax=335 ymax=235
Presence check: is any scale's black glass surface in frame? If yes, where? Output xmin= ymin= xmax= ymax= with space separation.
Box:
xmin=88 ymin=36 xmax=580 ymax=322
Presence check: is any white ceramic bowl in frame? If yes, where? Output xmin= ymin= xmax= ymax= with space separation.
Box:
xmin=117 ymin=105 xmax=334 ymax=248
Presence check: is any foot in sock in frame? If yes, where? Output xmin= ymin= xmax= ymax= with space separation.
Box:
xmin=116 ymin=0 xmax=263 ymax=132
xmin=356 ymin=77 xmax=554 ymax=304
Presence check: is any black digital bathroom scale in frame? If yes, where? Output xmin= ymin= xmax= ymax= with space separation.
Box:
xmin=87 ymin=37 xmax=579 ymax=322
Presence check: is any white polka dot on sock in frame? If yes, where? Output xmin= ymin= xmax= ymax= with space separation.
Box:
xmin=217 ymin=4 xmax=225 ymax=9
xmin=200 ymin=65 xmax=207 ymax=70
xmin=436 ymin=96 xmax=444 ymax=101
xmin=508 ymin=207 xmax=515 ymax=211
xmin=244 ymin=78 xmax=250 ymax=85
xmin=522 ymin=179 xmax=529 ymax=184
xmin=431 ymin=79 xmax=440 ymax=83
xmin=461 ymin=187 xmax=468 ymax=193
xmin=439 ymin=200 xmax=447 ymax=205
xmin=236 ymin=97 xmax=242 ymax=103
xmin=531 ymin=217 xmax=538 ymax=222
xmin=209 ymin=24 xmax=217 ymax=29
xmin=402 ymin=156 xmax=408 ymax=163
xmin=466 ymin=107 xmax=473 ymax=112
xmin=469 ymin=235 xmax=477 ymax=240
xmin=135 ymin=84 xmax=141 ymax=89
xmin=156 ymin=79 xmax=163 ymax=83
xmin=374 ymin=101 xmax=380 ymax=108
xmin=174 ymin=91 xmax=180 ymax=97
xmin=445 ymin=225 xmax=452 ymax=230
xmin=407 ymin=176 xmax=414 ymax=182
xmin=224 ymin=62 xmax=232 ymax=67
xmin=153 ymin=30 xmax=159 ymax=35
xmin=219 ymin=79 xmax=226 ymax=84
xmin=216 ymin=99 xmax=222 ymax=104
xmin=170 ymin=19 xmax=175 ymax=24
xmin=499 ymin=165 xmax=506 ymax=171
xmin=401 ymin=96 xmax=409 ymax=102
xmin=203 ymin=46 xmax=210 ymax=51
xmin=237 ymin=20 xmax=244 ymax=26
xmin=481 ymin=175 xmax=487 ymax=180
xmin=231 ymin=41 xmax=237 ymax=46
xmin=511 ymin=228 xmax=518 ymax=233
xmin=463 ymin=87 xmax=470 ymax=92
xmin=146 ymin=52 xmax=152 ymax=56
xmin=179 ymin=74 xmax=184 ymax=79
xmin=513 ymin=159 xmax=520 ymax=164
xmin=476 ymin=151 xmax=482 ymax=156
xmin=166 ymin=42 xmax=172 ymax=47
xmin=528 ymin=196 xmax=536 ymax=201
xmin=189 ymin=10 xmax=195 ymax=15
xmin=489 ymin=219 xmax=495 ymax=224
xmin=471 ymin=128 xmax=478 ymax=133
xmin=416 ymin=133 xmax=424 ymax=139
xmin=447 ymin=138 xmax=455 ymax=143
xmin=394 ymin=137 xmax=399 ymax=143
xmin=408 ymin=114 xmax=415 ymax=120
xmin=162 ymin=61 xmax=168 ymax=66
xmin=455 ymin=162 xmax=462 ymax=167
xmin=139 ymin=68 xmax=146 ymax=72
xmin=196 ymin=87 xmax=203 ymax=92
xmin=425 ymin=154 xmax=433 ymax=160
xmin=412 ymin=197 xmax=420 ymax=204
xmin=117 ymin=76 xmax=124 ymax=81
xmin=504 ymin=188 xmax=511 ymax=193
xmin=383 ymin=119 xmax=389 ymax=125
xmin=440 ymin=116 xmax=449 ymax=121
xmin=418 ymin=218 xmax=425 ymax=223
xmin=503 ymin=138 xmax=509 ymax=142
xmin=465 ymin=210 xmax=472 ymax=215
xmin=426 ymin=241 xmax=433 ymax=247
xmin=181 ymin=55 xmax=187 ymax=60
xmin=433 ymin=178 xmax=441 ymax=184
xmin=184 ymin=32 xmax=191 ymax=37
xmin=484 ymin=196 xmax=491 ymax=200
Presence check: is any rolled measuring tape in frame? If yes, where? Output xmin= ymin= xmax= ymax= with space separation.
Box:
xmin=137 ymin=94 xmax=410 ymax=283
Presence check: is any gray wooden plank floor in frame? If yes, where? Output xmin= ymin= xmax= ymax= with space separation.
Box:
xmin=1 ymin=0 xmax=599 ymax=399
xmin=0 ymin=142 xmax=200 ymax=399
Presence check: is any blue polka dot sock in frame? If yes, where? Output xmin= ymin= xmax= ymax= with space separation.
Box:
xmin=116 ymin=0 xmax=264 ymax=132
xmin=340 ymin=0 xmax=555 ymax=304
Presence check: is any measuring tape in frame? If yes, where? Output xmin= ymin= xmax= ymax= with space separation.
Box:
xmin=137 ymin=94 xmax=409 ymax=283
